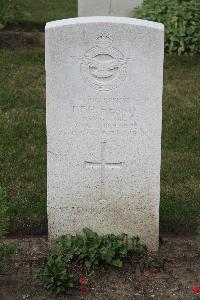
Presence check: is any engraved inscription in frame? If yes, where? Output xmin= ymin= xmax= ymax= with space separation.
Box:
xmin=80 ymin=35 xmax=127 ymax=91
xmin=72 ymin=97 xmax=137 ymax=135
xmin=85 ymin=142 xmax=124 ymax=201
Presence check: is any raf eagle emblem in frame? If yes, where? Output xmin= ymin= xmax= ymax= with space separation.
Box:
xmin=79 ymin=34 xmax=128 ymax=91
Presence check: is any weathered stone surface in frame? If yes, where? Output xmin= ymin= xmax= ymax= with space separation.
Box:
xmin=46 ymin=17 xmax=164 ymax=251
xmin=78 ymin=0 xmax=143 ymax=17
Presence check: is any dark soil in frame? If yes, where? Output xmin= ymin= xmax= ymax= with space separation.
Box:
xmin=0 ymin=236 xmax=199 ymax=300
xmin=4 ymin=22 xmax=45 ymax=32
xmin=0 ymin=31 xmax=44 ymax=49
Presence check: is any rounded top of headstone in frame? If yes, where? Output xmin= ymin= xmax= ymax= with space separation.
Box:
xmin=45 ymin=16 xmax=164 ymax=31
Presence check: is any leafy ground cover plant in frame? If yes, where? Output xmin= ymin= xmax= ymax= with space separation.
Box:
xmin=134 ymin=0 xmax=200 ymax=55
xmin=38 ymin=228 xmax=152 ymax=295
xmin=0 ymin=187 xmax=16 ymax=271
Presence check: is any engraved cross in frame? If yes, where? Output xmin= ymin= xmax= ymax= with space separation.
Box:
xmin=84 ymin=142 xmax=124 ymax=200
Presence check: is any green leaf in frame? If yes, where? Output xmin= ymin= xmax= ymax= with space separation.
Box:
xmin=134 ymin=0 xmax=200 ymax=55
xmin=85 ymin=260 xmax=92 ymax=270
xmin=83 ymin=228 xmax=98 ymax=239
xmin=112 ymin=259 xmax=123 ymax=268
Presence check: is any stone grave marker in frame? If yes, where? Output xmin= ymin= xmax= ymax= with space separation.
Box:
xmin=78 ymin=0 xmax=143 ymax=17
xmin=46 ymin=17 xmax=164 ymax=251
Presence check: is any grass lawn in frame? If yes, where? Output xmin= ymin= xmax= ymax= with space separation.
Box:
xmin=0 ymin=49 xmax=199 ymax=235
xmin=161 ymin=56 xmax=200 ymax=231
xmin=0 ymin=50 xmax=46 ymax=235
xmin=10 ymin=0 xmax=77 ymax=25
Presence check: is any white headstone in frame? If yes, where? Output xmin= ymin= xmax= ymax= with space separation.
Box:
xmin=46 ymin=17 xmax=164 ymax=251
xmin=78 ymin=0 xmax=143 ymax=17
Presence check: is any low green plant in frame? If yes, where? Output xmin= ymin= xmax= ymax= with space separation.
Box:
xmin=38 ymin=256 xmax=74 ymax=295
xmin=134 ymin=0 xmax=200 ymax=55
xmin=131 ymin=236 xmax=145 ymax=253
xmin=99 ymin=233 xmax=128 ymax=268
xmin=52 ymin=229 xmax=130 ymax=271
xmin=38 ymin=229 xmax=148 ymax=295
xmin=142 ymin=256 xmax=154 ymax=269
xmin=0 ymin=0 xmax=23 ymax=30
xmin=0 ymin=187 xmax=16 ymax=271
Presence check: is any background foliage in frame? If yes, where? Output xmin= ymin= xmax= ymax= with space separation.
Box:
xmin=134 ymin=0 xmax=200 ymax=55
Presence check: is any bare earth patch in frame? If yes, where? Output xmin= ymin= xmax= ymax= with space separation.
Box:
xmin=0 ymin=236 xmax=199 ymax=300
